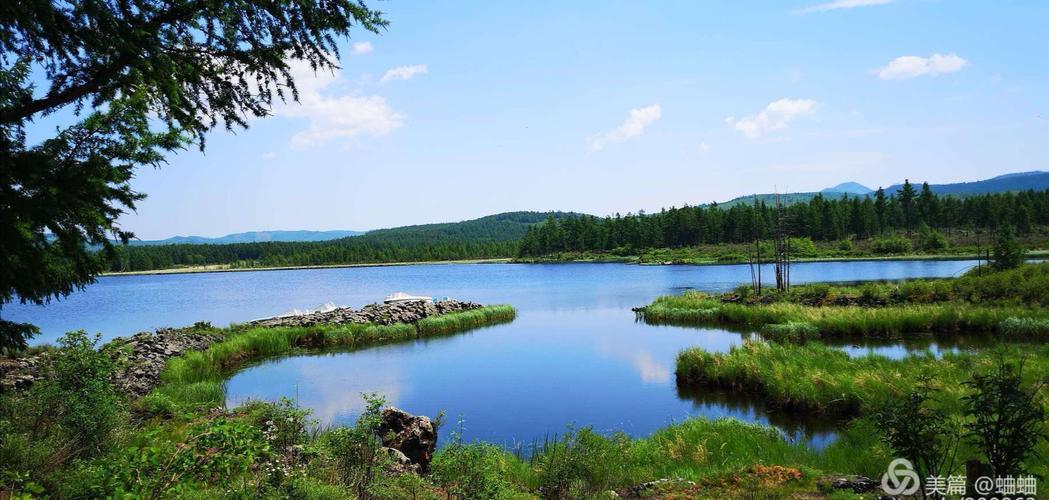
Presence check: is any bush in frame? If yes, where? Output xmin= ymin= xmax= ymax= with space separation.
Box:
xmin=897 ymin=279 xmax=952 ymax=304
xmin=992 ymin=226 xmax=1024 ymax=270
xmin=796 ymin=284 xmax=831 ymax=304
xmin=919 ymin=225 xmax=949 ymax=251
xmin=837 ymin=239 xmax=855 ymax=252
xmin=322 ymin=394 xmax=387 ymax=498
xmin=787 ymin=237 xmax=818 ymax=257
xmin=871 ymin=236 xmax=913 ymax=254
xmin=0 ymin=330 xmax=124 ymax=487
xmin=874 ymin=378 xmax=959 ymax=487
xmin=963 ymin=356 xmax=1047 ymax=476
xmin=431 ymin=440 xmax=522 ymax=499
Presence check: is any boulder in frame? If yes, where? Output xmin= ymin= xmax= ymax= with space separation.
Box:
xmin=378 ymin=407 xmax=437 ymax=472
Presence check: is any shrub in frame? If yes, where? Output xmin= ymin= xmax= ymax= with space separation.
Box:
xmin=962 ymin=356 xmax=1047 ymax=476
xmin=874 ymin=377 xmax=960 ymax=484
xmin=787 ymin=237 xmax=818 ymax=257
xmin=837 ymin=239 xmax=855 ymax=252
xmin=431 ymin=440 xmax=522 ymax=499
xmin=796 ymin=284 xmax=831 ymax=304
xmin=0 ymin=330 xmax=124 ymax=483
xmin=322 ymin=394 xmax=387 ymax=498
xmin=871 ymin=236 xmax=912 ymax=254
xmin=919 ymin=225 xmax=949 ymax=251
xmin=992 ymin=225 xmax=1024 ymax=271
xmin=858 ymin=283 xmax=888 ymax=305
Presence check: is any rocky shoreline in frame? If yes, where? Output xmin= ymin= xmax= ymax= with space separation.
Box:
xmin=248 ymin=299 xmax=482 ymax=327
xmin=1 ymin=299 xmax=482 ymax=396
xmin=0 ymin=323 xmax=223 ymax=396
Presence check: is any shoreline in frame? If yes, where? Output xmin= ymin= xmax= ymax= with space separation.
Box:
xmin=102 ymin=258 xmax=514 ymax=276
xmin=101 ymin=249 xmax=1047 ymax=277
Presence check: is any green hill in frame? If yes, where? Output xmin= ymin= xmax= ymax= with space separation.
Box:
xmin=108 ymin=212 xmax=581 ymax=271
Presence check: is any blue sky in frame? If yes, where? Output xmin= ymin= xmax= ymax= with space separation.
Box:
xmin=29 ymin=0 xmax=1049 ymax=238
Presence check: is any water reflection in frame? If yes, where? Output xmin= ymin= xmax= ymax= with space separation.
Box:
xmin=6 ymin=259 xmax=987 ymax=449
xmin=674 ymin=383 xmax=841 ymax=448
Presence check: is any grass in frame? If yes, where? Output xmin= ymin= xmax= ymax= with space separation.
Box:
xmin=639 ymin=263 xmax=1049 ymax=339
xmin=151 ymin=305 xmax=515 ymax=409
xmin=642 ymin=291 xmax=1049 ymax=339
xmin=673 ymin=341 xmax=1049 ymax=479
xmin=431 ymin=417 xmax=891 ymax=498
xmin=676 ymin=341 xmax=1049 ymax=418
xmin=417 ymin=304 xmax=517 ymax=335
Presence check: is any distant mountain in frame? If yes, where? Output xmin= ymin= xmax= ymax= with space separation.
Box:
xmin=821 ymin=182 xmax=873 ymax=195
xmin=885 ymin=170 xmax=1049 ymax=196
xmin=358 ymin=211 xmax=583 ymax=245
xmin=132 ymin=230 xmax=363 ymax=245
xmin=716 ymin=170 xmax=1047 ymax=208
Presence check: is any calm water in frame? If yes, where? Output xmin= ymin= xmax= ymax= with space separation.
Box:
xmin=6 ymin=260 xmax=978 ymax=448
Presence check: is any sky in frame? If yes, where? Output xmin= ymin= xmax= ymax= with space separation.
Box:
xmin=25 ymin=0 xmax=1049 ymax=239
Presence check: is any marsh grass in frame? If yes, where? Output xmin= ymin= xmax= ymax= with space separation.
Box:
xmin=152 ymin=306 xmax=515 ymax=408
xmin=676 ymin=341 xmax=1049 ymax=418
xmin=416 ymin=305 xmax=516 ymax=335
xmin=641 ymin=291 xmax=1049 ymax=339
xmin=431 ymin=417 xmax=890 ymax=497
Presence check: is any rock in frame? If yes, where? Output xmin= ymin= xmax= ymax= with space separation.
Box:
xmin=821 ymin=475 xmax=878 ymax=493
xmin=1 ymin=324 xmax=221 ymax=397
xmin=378 ymin=407 xmax=437 ymax=472
xmin=618 ymin=478 xmax=696 ymax=499
xmin=381 ymin=446 xmax=419 ymax=474
xmin=249 ymin=299 xmax=482 ymax=328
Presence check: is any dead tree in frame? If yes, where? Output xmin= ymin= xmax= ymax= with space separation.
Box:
xmin=772 ymin=194 xmax=795 ymax=292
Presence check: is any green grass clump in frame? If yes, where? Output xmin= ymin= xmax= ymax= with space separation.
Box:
xmin=430 ymin=418 xmax=888 ymax=498
xmin=760 ymin=321 xmax=819 ymax=342
xmin=417 ymin=305 xmax=516 ymax=335
xmin=152 ymin=306 xmax=515 ymax=409
xmin=999 ymin=317 xmax=1049 ymax=337
xmin=676 ymin=341 xmax=1049 ymax=418
xmin=640 ymin=288 xmax=1049 ymax=340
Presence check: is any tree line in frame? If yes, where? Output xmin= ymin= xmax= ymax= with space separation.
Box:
xmin=518 ymin=182 xmax=1049 ymax=256
xmin=107 ymin=183 xmax=1049 ymax=271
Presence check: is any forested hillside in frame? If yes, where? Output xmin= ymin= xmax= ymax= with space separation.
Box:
xmin=109 ymin=212 xmax=577 ymax=271
xmin=107 ymin=184 xmax=1049 ymax=272
xmin=518 ymin=183 xmax=1049 ymax=256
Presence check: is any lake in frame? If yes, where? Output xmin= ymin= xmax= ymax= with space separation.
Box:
xmin=6 ymin=260 xmax=979 ymax=449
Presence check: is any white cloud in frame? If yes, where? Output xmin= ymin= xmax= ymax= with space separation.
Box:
xmin=795 ymin=0 xmax=897 ymax=14
xmin=260 ymin=152 xmax=276 ymax=160
xmin=877 ymin=53 xmax=968 ymax=80
xmin=380 ymin=64 xmax=428 ymax=84
xmin=278 ymin=59 xmax=404 ymax=149
xmin=726 ymin=98 xmax=816 ymax=138
xmin=351 ymin=42 xmax=373 ymax=55
xmin=698 ymin=142 xmax=712 ymax=153
xmin=588 ymin=104 xmax=662 ymax=151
